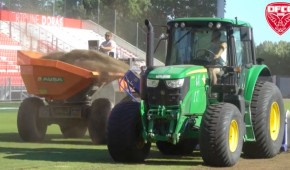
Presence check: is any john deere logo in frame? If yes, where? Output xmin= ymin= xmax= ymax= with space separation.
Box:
xmin=38 ymin=76 xmax=64 ymax=83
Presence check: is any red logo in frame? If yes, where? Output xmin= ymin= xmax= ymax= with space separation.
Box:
xmin=265 ymin=2 xmax=290 ymax=35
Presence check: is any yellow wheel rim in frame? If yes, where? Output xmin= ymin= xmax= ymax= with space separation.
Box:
xmin=270 ymin=102 xmax=280 ymax=141
xmin=229 ymin=120 xmax=239 ymax=152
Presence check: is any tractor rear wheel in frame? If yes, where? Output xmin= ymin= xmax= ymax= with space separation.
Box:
xmin=60 ymin=121 xmax=87 ymax=138
xmin=243 ymin=81 xmax=285 ymax=158
xmin=107 ymin=101 xmax=151 ymax=162
xmin=200 ymin=103 xmax=244 ymax=167
xmin=17 ymin=97 xmax=47 ymax=142
xmin=156 ymin=139 xmax=198 ymax=155
xmin=88 ymin=98 xmax=112 ymax=144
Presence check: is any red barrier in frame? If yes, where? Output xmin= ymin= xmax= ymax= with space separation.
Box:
xmin=0 ymin=10 xmax=82 ymax=28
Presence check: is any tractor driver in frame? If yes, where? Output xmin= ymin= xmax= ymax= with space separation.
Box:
xmin=209 ymin=30 xmax=227 ymax=85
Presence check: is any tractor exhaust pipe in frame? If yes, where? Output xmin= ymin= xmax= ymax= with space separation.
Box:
xmin=145 ymin=19 xmax=154 ymax=67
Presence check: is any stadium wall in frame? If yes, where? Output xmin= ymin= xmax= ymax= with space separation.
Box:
xmin=0 ymin=10 xmax=82 ymax=28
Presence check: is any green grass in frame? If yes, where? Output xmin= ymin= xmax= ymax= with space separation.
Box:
xmin=0 ymin=109 xmax=204 ymax=170
xmin=284 ymin=100 xmax=290 ymax=111
xmin=0 ymin=102 xmax=21 ymax=107
xmin=1 ymin=100 xmax=290 ymax=169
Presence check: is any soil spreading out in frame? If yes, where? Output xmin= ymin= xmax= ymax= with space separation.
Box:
xmin=43 ymin=50 xmax=129 ymax=73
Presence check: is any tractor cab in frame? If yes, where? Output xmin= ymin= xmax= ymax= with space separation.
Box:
xmin=165 ymin=18 xmax=256 ymax=101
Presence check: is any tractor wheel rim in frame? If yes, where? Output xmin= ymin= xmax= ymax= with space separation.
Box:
xmin=270 ymin=102 xmax=280 ymax=141
xmin=229 ymin=120 xmax=239 ymax=152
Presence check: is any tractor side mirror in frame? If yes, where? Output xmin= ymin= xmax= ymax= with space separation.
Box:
xmin=154 ymin=33 xmax=168 ymax=54
xmin=240 ymin=27 xmax=252 ymax=41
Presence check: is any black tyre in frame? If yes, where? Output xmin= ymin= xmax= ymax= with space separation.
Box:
xmin=17 ymin=97 xmax=47 ymax=142
xmin=88 ymin=98 xmax=112 ymax=144
xmin=156 ymin=139 xmax=198 ymax=155
xmin=200 ymin=103 xmax=245 ymax=167
xmin=243 ymin=81 xmax=285 ymax=158
xmin=107 ymin=101 xmax=151 ymax=162
xmin=60 ymin=121 xmax=87 ymax=138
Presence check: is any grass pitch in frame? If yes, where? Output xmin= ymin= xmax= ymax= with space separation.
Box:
xmin=0 ymin=105 xmax=203 ymax=170
xmin=0 ymin=100 xmax=290 ymax=169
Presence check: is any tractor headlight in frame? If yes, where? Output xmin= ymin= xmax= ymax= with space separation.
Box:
xmin=165 ymin=78 xmax=184 ymax=88
xmin=147 ymin=79 xmax=159 ymax=88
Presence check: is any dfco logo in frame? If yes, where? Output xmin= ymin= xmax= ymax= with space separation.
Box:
xmin=265 ymin=2 xmax=290 ymax=35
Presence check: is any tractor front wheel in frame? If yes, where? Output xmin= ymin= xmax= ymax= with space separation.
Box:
xmin=200 ymin=103 xmax=245 ymax=167
xmin=107 ymin=101 xmax=151 ymax=162
xmin=17 ymin=97 xmax=47 ymax=142
xmin=243 ymin=81 xmax=285 ymax=158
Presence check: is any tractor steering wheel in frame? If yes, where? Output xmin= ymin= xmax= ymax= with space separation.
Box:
xmin=192 ymin=49 xmax=215 ymax=65
xmin=196 ymin=49 xmax=215 ymax=59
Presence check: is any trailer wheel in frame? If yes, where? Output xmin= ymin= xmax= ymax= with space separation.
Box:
xmin=88 ymin=98 xmax=112 ymax=144
xmin=60 ymin=122 xmax=87 ymax=138
xmin=243 ymin=81 xmax=285 ymax=158
xmin=107 ymin=101 xmax=151 ymax=162
xmin=17 ymin=97 xmax=47 ymax=142
xmin=200 ymin=103 xmax=244 ymax=167
xmin=156 ymin=139 xmax=198 ymax=155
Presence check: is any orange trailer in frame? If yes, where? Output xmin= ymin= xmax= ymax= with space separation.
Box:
xmin=17 ymin=50 xmax=125 ymax=144
xmin=18 ymin=50 xmax=123 ymax=101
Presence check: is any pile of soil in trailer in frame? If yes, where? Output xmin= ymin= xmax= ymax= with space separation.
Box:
xmin=43 ymin=50 xmax=130 ymax=73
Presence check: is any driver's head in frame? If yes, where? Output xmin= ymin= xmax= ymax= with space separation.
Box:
xmin=211 ymin=30 xmax=221 ymax=42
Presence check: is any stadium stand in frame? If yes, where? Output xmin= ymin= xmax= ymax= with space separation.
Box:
xmin=0 ymin=30 xmax=25 ymax=100
xmin=0 ymin=10 xmax=162 ymax=100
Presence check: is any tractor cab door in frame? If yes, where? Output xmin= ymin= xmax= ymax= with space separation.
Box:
xmin=232 ymin=27 xmax=254 ymax=94
xmin=211 ymin=26 xmax=254 ymax=103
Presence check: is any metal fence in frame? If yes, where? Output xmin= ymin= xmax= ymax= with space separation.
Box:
xmin=275 ymin=76 xmax=290 ymax=98
xmin=0 ymin=77 xmax=27 ymax=101
xmin=90 ymin=1 xmax=168 ymax=63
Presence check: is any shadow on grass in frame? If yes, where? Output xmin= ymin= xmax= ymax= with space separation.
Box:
xmin=146 ymin=147 xmax=204 ymax=166
xmin=0 ymin=146 xmax=204 ymax=166
xmin=0 ymin=133 xmax=204 ymax=166
xmin=0 ymin=146 xmax=112 ymax=163
xmin=0 ymin=133 xmax=93 ymax=145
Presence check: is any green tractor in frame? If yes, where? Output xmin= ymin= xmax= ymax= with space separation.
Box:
xmin=107 ymin=17 xmax=285 ymax=167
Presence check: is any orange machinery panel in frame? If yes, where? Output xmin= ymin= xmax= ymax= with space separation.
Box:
xmin=17 ymin=50 xmax=102 ymax=101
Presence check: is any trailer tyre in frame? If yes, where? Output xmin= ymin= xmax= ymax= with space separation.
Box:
xmin=17 ymin=97 xmax=47 ymax=142
xmin=200 ymin=103 xmax=244 ymax=167
xmin=60 ymin=122 xmax=87 ymax=138
xmin=156 ymin=139 xmax=198 ymax=155
xmin=107 ymin=101 xmax=151 ymax=162
xmin=243 ymin=81 xmax=285 ymax=158
xmin=88 ymin=98 xmax=112 ymax=144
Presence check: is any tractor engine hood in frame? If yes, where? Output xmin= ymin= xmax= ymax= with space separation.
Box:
xmin=147 ymin=65 xmax=207 ymax=79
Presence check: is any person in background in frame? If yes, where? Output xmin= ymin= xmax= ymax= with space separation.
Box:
xmin=99 ymin=32 xmax=117 ymax=58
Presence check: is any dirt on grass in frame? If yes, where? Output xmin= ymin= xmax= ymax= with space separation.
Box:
xmin=165 ymin=150 xmax=290 ymax=169
xmin=230 ymin=151 xmax=290 ymax=170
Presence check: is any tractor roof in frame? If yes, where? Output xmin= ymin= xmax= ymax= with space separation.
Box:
xmin=170 ymin=17 xmax=252 ymax=27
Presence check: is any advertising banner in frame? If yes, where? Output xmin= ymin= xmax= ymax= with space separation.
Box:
xmin=0 ymin=10 xmax=82 ymax=28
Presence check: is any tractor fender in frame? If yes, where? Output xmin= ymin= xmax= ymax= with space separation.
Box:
xmin=244 ymin=65 xmax=271 ymax=102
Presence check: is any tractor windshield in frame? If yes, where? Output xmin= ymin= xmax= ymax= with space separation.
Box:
xmin=166 ymin=23 xmax=228 ymax=66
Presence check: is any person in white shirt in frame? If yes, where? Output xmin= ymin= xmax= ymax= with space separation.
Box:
xmin=99 ymin=32 xmax=117 ymax=58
